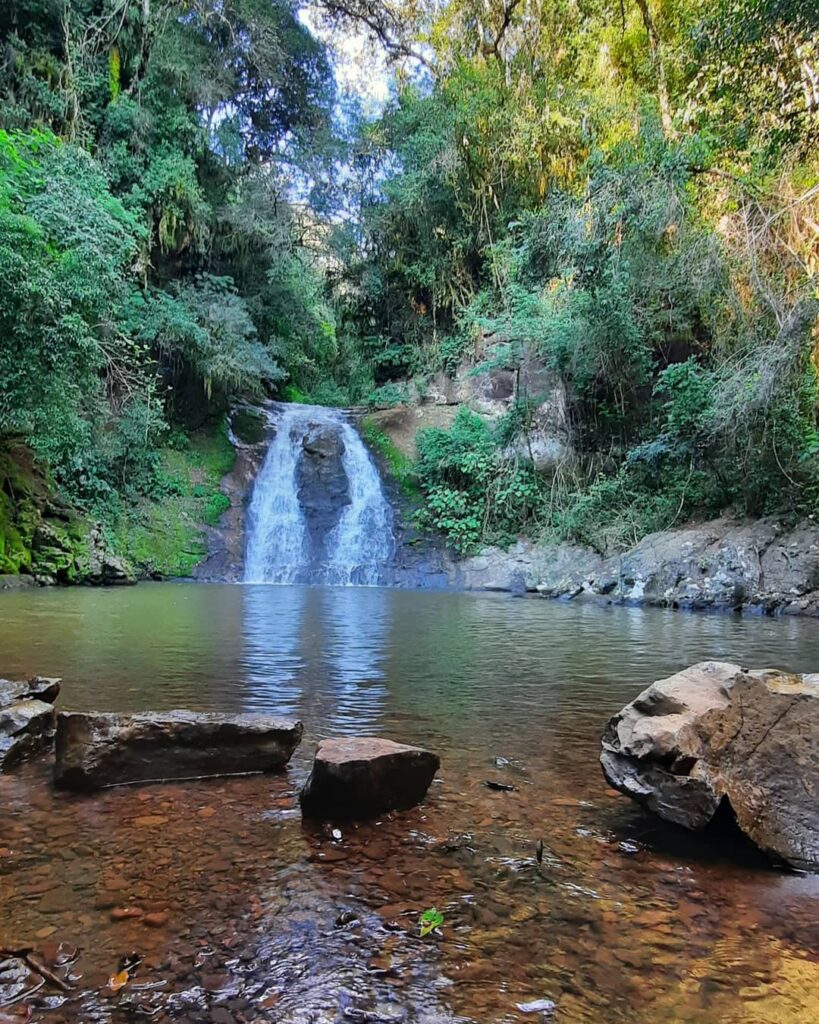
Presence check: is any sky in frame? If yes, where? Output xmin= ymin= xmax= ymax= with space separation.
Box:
xmin=298 ymin=8 xmax=394 ymax=115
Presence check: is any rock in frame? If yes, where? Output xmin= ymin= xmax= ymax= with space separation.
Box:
xmin=144 ymin=911 xmax=169 ymax=928
xmin=297 ymin=424 xmax=351 ymax=561
xmin=53 ymin=711 xmax=303 ymax=790
xmin=516 ymin=998 xmax=557 ymax=1016
xmin=0 ymin=675 xmax=61 ymax=709
xmin=0 ymin=699 xmax=57 ymax=767
xmin=457 ymin=538 xmax=603 ymax=594
xmin=0 ymin=574 xmax=37 ymax=590
xmin=300 ymin=737 xmax=440 ymax=819
xmin=589 ymin=516 xmax=819 ymax=614
xmin=85 ymin=525 xmax=136 ymax=585
xmin=601 ymin=661 xmax=819 ymax=870
xmin=195 ymin=407 xmax=272 ymax=582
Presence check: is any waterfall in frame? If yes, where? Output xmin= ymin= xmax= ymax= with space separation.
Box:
xmin=243 ymin=404 xmax=395 ymax=586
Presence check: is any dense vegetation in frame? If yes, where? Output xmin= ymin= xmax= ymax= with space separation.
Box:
xmin=329 ymin=0 xmax=819 ymax=551
xmin=1 ymin=0 xmax=818 ymax=573
xmin=0 ymin=0 xmax=346 ymax=574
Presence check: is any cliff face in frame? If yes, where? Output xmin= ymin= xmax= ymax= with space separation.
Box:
xmin=192 ymin=408 xmax=270 ymax=583
xmin=366 ymin=344 xmax=573 ymax=475
xmin=0 ymin=418 xmax=236 ymax=588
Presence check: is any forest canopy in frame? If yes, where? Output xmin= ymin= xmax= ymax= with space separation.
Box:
xmin=1 ymin=0 xmax=818 ymax=557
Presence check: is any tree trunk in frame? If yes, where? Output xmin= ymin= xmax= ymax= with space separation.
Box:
xmin=634 ymin=0 xmax=675 ymax=137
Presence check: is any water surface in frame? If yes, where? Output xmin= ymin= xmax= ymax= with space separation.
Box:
xmin=1 ymin=585 xmax=817 ymax=1022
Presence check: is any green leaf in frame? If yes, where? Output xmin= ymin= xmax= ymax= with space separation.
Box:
xmin=419 ymin=907 xmax=444 ymax=937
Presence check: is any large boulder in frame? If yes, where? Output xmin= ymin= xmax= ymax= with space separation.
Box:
xmin=601 ymin=661 xmax=819 ymax=870
xmin=0 ymin=700 xmax=57 ymax=768
xmin=54 ymin=710 xmax=303 ymax=790
xmin=0 ymin=676 xmax=61 ymax=768
xmin=300 ymin=737 xmax=440 ymax=819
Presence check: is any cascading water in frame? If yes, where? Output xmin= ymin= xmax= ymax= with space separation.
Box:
xmin=243 ymin=404 xmax=395 ymax=585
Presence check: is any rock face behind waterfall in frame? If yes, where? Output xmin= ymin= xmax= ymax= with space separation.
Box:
xmin=297 ymin=426 xmax=351 ymax=561
xmin=54 ymin=710 xmax=303 ymax=790
xmin=601 ymin=662 xmax=819 ymax=870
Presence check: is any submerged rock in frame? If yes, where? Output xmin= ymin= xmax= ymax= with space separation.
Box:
xmin=300 ymin=737 xmax=440 ymax=819
xmin=53 ymin=710 xmax=303 ymax=790
xmin=601 ymin=661 xmax=819 ymax=870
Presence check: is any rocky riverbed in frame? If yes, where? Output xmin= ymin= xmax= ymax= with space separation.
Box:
xmin=2 ymin=585 xmax=819 ymax=1023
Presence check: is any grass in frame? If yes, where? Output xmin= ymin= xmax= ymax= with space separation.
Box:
xmin=111 ymin=418 xmax=235 ymax=578
xmin=360 ymin=415 xmax=420 ymax=499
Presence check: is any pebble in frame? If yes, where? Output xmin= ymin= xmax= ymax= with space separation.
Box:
xmin=111 ymin=906 xmax=144 ymax=920
xmin=516 ymin=998 xmax=557 ymax=1015
xmin=144 ymin=911 xmax=169 ymax=928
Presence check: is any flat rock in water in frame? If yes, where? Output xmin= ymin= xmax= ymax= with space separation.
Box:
xmin=0 ymin=675 xmax=61 ymax=709
xmin=0 ymin=699 xmax=57 ymax=768
xmin=600 ymin=661 xmax=819 ymax=871
xmin=300 ymin=737 xmax=440 ymax=819
xmin=53 ymin=710 xmax=303 ymax=790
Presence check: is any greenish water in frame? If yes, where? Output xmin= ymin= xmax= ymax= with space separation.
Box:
xmin=1 ymin=584 xmax=818 ymax=1023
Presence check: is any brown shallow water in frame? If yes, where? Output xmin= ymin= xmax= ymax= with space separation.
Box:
xmin=0 ymin=583 xmax=818 ymax=1023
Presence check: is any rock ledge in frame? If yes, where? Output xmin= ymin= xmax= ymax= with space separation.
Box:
xmin=0 ymin=676 xmax=61 ymax=768
xmin=54 ymin=710 xmax=303 ymax=790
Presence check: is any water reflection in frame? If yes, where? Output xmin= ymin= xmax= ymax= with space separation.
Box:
xmin=318 ymin=586 xmax=391 ymax=733
xmin=241 ymin=585 xmax=307 ymax=716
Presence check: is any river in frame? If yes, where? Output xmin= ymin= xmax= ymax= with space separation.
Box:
xmin=1 ymin=583 xmax=817 ymax=1022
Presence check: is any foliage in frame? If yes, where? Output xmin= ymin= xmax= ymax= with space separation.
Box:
xmin=331 ymin=0 xmax=819 ymax=554
xmin=0 ymin=0 xmax=342 ymax=570
xmin=111 ymin=418 xmax=236 ymax=578
xmin=415 ymin=408 xmax=540 ymax=551
xmin=1 ymin=0 xmax=818 ymax=570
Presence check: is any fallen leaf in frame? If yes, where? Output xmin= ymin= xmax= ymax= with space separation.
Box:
xmin=419 ymin=907 xmax=444 ymax=937
xmin=108 ymin=969 xmax=130 ymax=992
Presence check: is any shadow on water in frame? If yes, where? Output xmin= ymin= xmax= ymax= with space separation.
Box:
xmin=0 ymin=584 xmax=818 ymax=1023
xmin=615 ymin=798 xmax=779 ymax=873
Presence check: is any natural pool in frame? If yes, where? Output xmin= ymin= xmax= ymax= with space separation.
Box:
xmin=1 ymin=584 xmax=818 ymax=1023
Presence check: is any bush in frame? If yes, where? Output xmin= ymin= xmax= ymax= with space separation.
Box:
xmin=415 ymin=408 xmax=540 ymax=551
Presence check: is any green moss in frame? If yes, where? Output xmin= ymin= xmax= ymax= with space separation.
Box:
xmin=282 ymin=384 xmax=311 ymax=404
xmin=360 ymin=416 xmax=420 ymax=498
xmin=111 ymin=418 xmax=235 ymax=578
xmin=0 ymin=446 xmax=91 ymax=579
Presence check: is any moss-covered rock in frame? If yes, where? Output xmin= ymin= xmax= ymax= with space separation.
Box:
xmin=0 ymin=444 xmax=94 ymax=583
xmin=230 ymin=405 xmax=268 ymax=446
